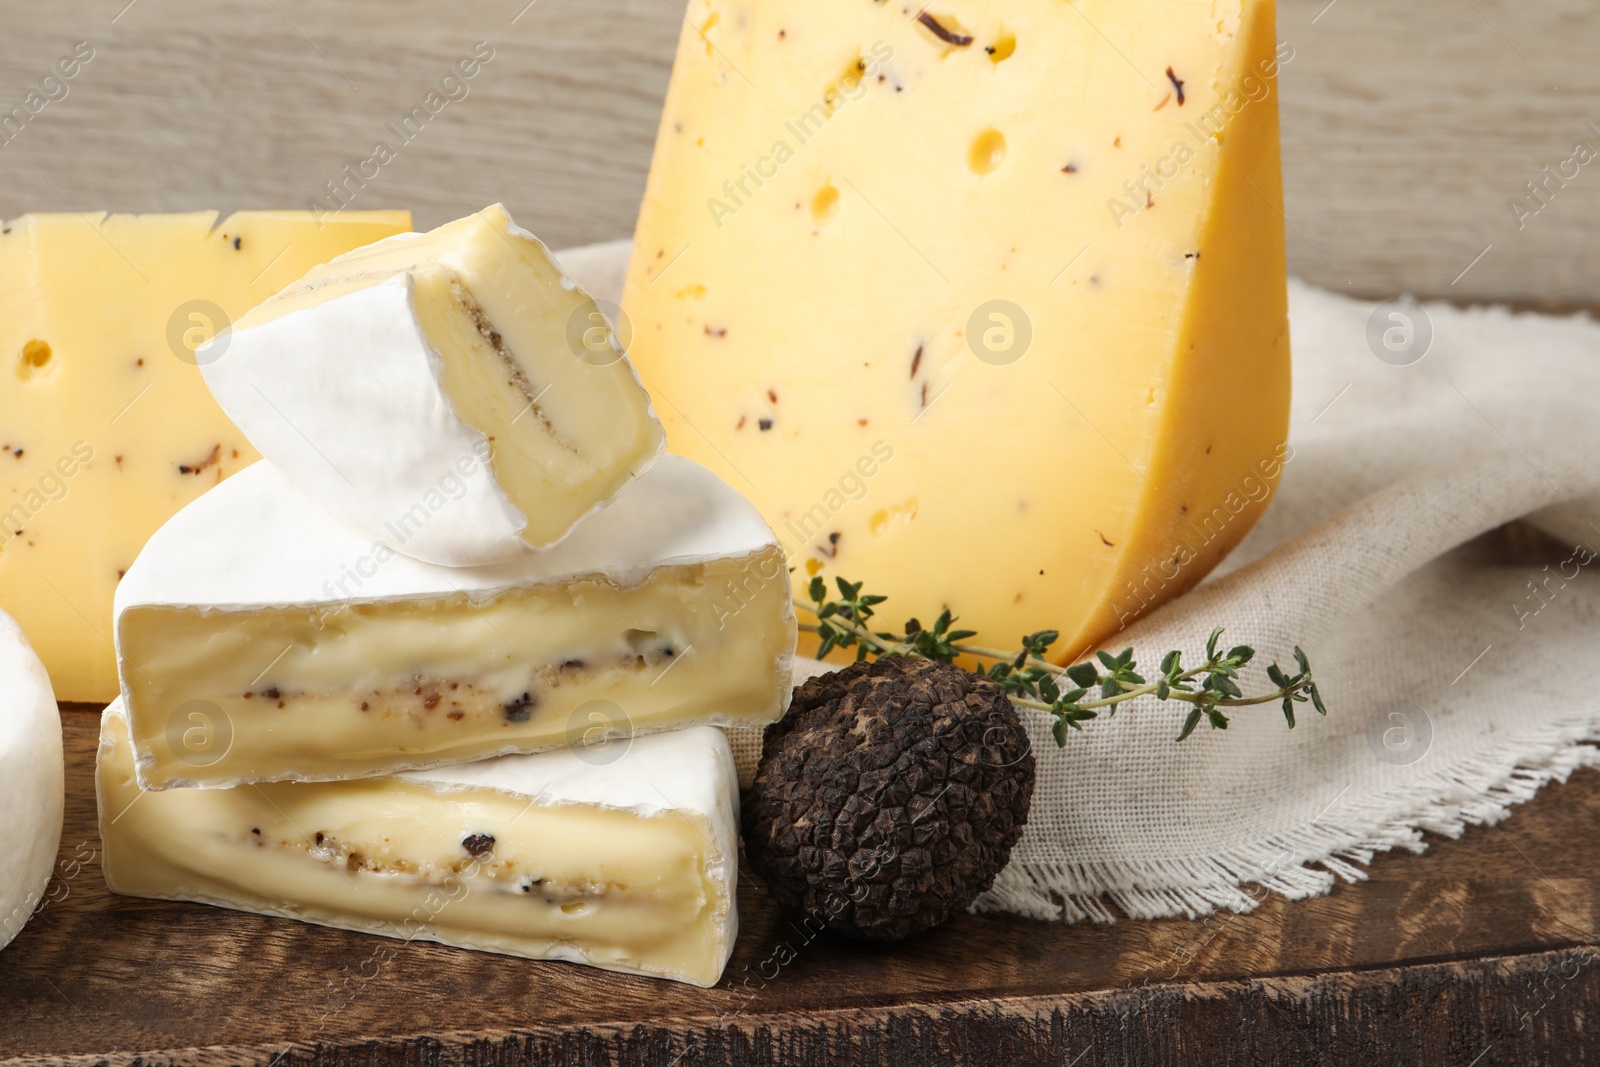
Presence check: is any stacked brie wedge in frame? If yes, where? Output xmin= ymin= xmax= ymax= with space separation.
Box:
xmin=96 ymin=207 xmax=796 ymax=987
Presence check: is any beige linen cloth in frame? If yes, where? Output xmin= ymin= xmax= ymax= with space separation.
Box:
xmin=562 ymin=240 xmax=1600 ymax=923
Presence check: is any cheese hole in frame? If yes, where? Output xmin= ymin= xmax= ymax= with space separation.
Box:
xmin=624 ymin=628 xmax=659 ymax=656
xmin=987 ymin=34 xmax=1016 ymax=63
xmin=18 ymin=339 xmax=52 ymax=378
xmin=969 ymin=129 xmax=1007 ymax=175
xmin=869 ymin=497 xmax=921 ymax=535
xmin=560 ymin=901 xmax=594 ymax=916
xmin=811 ymin=184 xmax=841 ymax=223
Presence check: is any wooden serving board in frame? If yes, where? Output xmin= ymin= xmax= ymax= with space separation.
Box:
xmin=3 ymin=702 xmax=1597 ymax=1067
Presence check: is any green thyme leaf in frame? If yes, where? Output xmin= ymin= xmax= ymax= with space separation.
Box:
xmin=1066 ymin=663 xmax=1099 ymax=688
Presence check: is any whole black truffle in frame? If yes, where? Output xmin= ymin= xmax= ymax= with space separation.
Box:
xmin=743 ymin=656 xmax=1035 ymax=940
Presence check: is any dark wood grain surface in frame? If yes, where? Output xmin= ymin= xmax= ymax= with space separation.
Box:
xmin=2 ymin=706 xmax=1597 ymax=1066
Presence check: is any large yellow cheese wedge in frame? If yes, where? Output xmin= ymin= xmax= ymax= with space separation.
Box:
xmin=623 ymin=0 xmax=1291 ymax=659
xmin=0 ymin=211 xmax=411 ymax=701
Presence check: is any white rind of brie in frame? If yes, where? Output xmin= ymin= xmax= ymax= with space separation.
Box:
xmin=0 ymin=609 xmax=63 ymax=954
xmin=114 ymin=457 xmax=796 ymax=789
xmin=97 ymin=701 xmax=740 ymax=986
xmin=198 ymin=204 xmax=666 ymax=567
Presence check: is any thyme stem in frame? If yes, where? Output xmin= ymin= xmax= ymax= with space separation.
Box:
xmin=796 ymin=576 xmax=1325 ymax=746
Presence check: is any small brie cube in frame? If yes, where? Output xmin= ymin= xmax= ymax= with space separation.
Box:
xmin=97 ymin=701 xmax=740 ymax=986
xmin=0 ymin=610 xmax=63 ymax=954
xmin=199 ymin=205 xmax=665 ymax=566
xmin=114 ymin=457 xmax=794 ymax=789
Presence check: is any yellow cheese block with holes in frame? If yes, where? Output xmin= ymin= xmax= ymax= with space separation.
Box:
xmin=622 ymin=0 xmax=1291 ymax=659
xmin=0 ymin=210 xmax=411 ymax=701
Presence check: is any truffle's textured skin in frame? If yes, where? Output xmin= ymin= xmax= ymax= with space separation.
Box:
xmin=744 ymin=657 xmax=1035 ymax=940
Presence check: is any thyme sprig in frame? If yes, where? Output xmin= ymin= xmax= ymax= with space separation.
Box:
xmin=800 ymin=576 xmax=1324 ymax=746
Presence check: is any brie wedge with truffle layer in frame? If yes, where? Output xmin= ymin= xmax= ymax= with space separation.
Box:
xmin=98 ymin=702 xmax=739 ymax=986
xmin=115 ymin=457 xmax=794 ymax=789
xmin=199 ymin=204 xmax=665 ymax=566
xmin=0 ymin=609 xmax=63 ymax=954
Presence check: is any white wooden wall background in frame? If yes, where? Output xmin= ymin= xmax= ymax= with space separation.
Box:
xmin=0 ymin=0 xmax=1595 ymax=304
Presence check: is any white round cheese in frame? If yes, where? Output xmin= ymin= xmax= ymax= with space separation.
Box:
xmin=0 ymin=609 xmax=63 ymax=954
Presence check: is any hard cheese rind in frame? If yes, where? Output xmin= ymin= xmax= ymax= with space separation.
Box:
xmin=114 ymin=456 xmax=795 ymax=788
xmin=622 ymin=0 xmax=1291 ymax=657
xmin=0 ymin=210 xmax=412 ymax=700
xmin=199 ymin=205 xmax=666 ymax=566
xmin=97 ymin=701 xmax=740 ymax=986
xmin=0 ymin=609 xmax=63 ymax=954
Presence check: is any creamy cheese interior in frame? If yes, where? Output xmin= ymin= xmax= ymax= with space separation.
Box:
xmin=231 ymin=205 xmax=662 ymax=548
xmin=120 ymin=550 xmax=791 ymax=787
xmin=98 ymin=710 xmax=732 ymax=986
